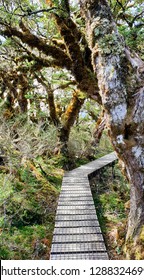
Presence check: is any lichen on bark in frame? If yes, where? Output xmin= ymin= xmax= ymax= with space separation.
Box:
xmin=79 ymin=0 xmax=144 ymax=255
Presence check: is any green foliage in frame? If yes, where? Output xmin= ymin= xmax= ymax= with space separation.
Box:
xmin=91 ymin=163 xmax=130 ymax=259
xmin=94 ymin=130 xmax=113 ymax=158
xmin=109 ymin=0 xmax=144 ymax=58
xmin=100 ymin=192 xmax=125 ymax=218
xmin=68 ymin=122 xmax=94 ymax=159
xmin=92 ymin=163 xmax=129 ymax=220
xmin=119 ymin=25 xmax=144 ymax=58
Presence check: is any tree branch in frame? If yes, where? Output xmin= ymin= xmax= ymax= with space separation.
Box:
xmin=14 ymin=7 xmax=65 ymax=17
xmin=54 ymin=14 xmax=100 ymax=102
xmin=0 ymin=21 xmax=72 ymax=71
xmin=91 ymin=111 xmax=106 ymax=146
xmin=131 ymin=10 xmax=144 ymax=26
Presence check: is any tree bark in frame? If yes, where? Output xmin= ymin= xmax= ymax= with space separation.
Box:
xmin=35 ymin=73 xmax=60 ymax=126
xmin=79 ymin=0 xmax=144 ymax=244
xmin=57 ymin=126 xmax=70 ymax=156
xmin=58 ymin=90 xmax=85 ymax=159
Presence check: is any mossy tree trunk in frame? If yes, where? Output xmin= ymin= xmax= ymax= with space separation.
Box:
xmin=79 ymin=0 xmax=144 ymax=246
xmin=16 ymin=73 xmax=28 ymax=114
xmin=58 ymin=90 xmax=85 ymax=160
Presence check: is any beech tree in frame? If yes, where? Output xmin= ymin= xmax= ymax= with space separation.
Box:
xmin=79 ymin=0 xmax=144 ymax=249
xmin=0 ymin=51 xmax=85 ymax=157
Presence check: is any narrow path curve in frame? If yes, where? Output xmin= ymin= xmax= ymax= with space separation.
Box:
xmin=50 ymin=152 xmax=117 ymax=260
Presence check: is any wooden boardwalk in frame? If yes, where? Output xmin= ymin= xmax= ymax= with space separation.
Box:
xmin=50 ymin=152 xmax=117 ymax=260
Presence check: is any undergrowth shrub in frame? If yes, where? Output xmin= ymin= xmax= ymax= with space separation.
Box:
xmin=69 ymin=124 xmax=113 ymax=162
xmin=90 ymin=163 xmax=130 ymax=259
xmin=0 ymin=114 xmax=62 ymax=259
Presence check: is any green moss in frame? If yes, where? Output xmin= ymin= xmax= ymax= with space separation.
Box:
xmin=0 ymin=153 xmax=62 ymax=259
xmin=124 ymin=230 xmax=144 ymax=260
xmin=140 ymin=226 xmax=144 ymax=243
xmin=0 ymin=225 xmax=54 ymax=259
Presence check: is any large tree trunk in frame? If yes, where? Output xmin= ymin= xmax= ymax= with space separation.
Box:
xmin=79 ymin=0 xmax=144 ymax=249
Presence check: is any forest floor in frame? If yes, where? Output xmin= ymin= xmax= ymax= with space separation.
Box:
xmin=0 ymin=153 xmax=130 ymax=260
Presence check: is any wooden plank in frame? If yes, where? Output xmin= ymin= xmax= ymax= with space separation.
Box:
xmin=61 ymin=187 xmax=90 ymax=191
xmin=62 ymin=180 xmax=89 ymax=183
xmin=50 ymin=252 xmax=108 ymax=260
xmin=55 ymin=220 xmax=99 ymax=227
xmin=59 ymin=194 xmax=92 ymax=198
xmin=57 ymin=205 xmax=95 ymax=210
xmin=59 ymin=197 xmax=93 ymax=202
xmin=51 ymin=242 xmax=107 ymax=253
xmin=61 ymin=184 xmax=90 ymax=188
xmin=58 ymin=203 xmax=94 ymax=207
xmin=53 ymin=226 xmax=102 ymax=235
xmin=60 ymin=190 xmax=91 ymax=193
xmin=55 ymin=214 xmax=98 ymax=221
xmin=56 ymin=209 xmax=97 ymax=215
xmin=58 ymin=200 xmax=94 ymax=204
xmin=52 ymin=233 xmax=104 ymax=243
xmin=58 ymin=201 xmax=94 ymax=206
